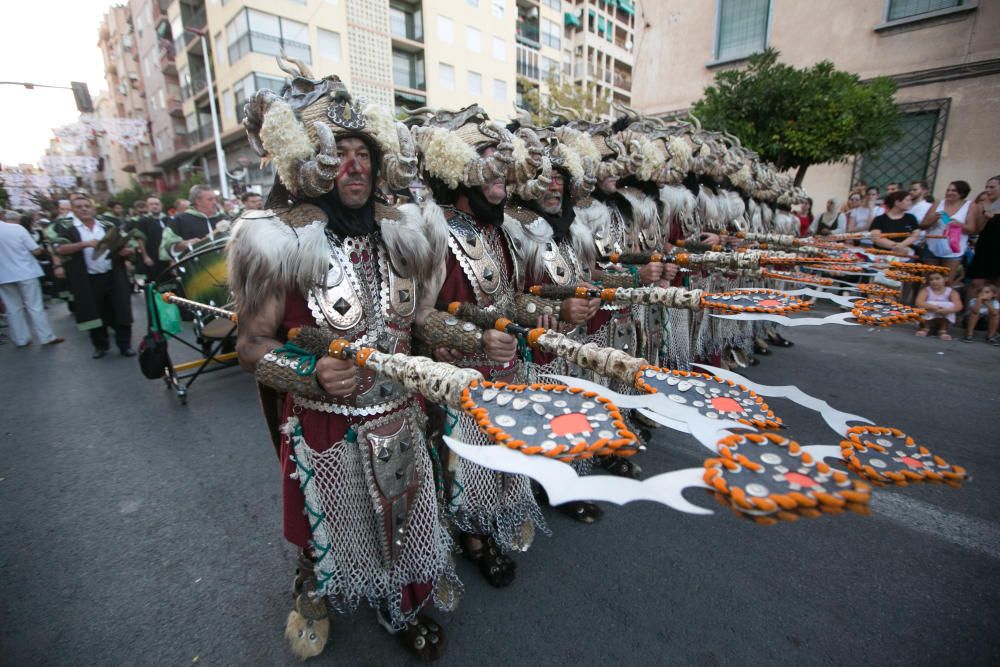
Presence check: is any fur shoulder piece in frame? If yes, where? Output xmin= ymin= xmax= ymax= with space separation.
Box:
xmin=380 ymin=200 xmax=447 ymax=283
xmin=226 ymin=209 xmax=329 ymax=316
xmin=272 ymin=203 xmax=327 ymax=229
xmin=618 ymin=186 xmax=661 ymax=236
xmin=502 ymin=205 xmax=552 ymax=280
xmin=573 ymin=199 xmax=610 ymax=241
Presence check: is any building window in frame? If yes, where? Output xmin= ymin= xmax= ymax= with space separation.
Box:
xmin=214 ymin=31 xmax=226 ymax=68
xmin=226 ymin=8 xmax=311 ymax=66
xmin=390 ymin=1 xmax=423 ymax=41
xmin=439 ymin=62 xmax=456 ymax=90
xmin=887 ymin=0 xmax=963 ymax=21
xmin=492 ymin=0 xmax=505 ymax=18
xmin=468 ymin=71 xmax=482 ymax=95
xmin=222 ymin=89 xmax=235 ymax=120
xmin=493 ymin=36 xmax=506 ymax=60
xmin=393 ymin=49 xmax=426 ymax=90
xmin=318 ymin=28 xmax=342 ymax=62
xmin=233 ymin=73 xmax=286 ymax=123
xmin=467 ymin=0 xmax=479 ymax=6
xmin=541 ymin=18 xmax=561 ymax=48
xmin=542 ymin=0 xmax=560 ymax=10
xmin=466 ymin=26 xmax=481 ymax=52
xmin=493 ymin=78 xmax=506 ymax=101
xmin=854 ymin=98 xmax=950 ymax=196
xmin=541 ymin=56 xmax=559 ymax=82
xmin=437 ymin=15 xmax=454 ymax=43
xmin=714 ymin=0 xmax=770 ymax=62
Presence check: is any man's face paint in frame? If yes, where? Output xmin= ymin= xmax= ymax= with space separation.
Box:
xmin=478 ymin=146 xmax=507 ymax=206
xmin=335 ymin=137 xmax=373 ymax=209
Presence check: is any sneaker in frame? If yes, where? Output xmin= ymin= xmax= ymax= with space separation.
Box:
xmin=988 ymin=335 xmax=1000 ymax=347
xmin=962 ymin=335 xmax=974 ymax=343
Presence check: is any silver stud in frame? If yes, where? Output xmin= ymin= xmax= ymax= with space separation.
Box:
xmin=496 ymin=415 xmax=516 ymax=427
xmin=512 ymin=398 xmax=529 ymax=410
xmin=482 ymin=388 xmax=498 ymax=402
xmin=746 ymin=483 xmax=769 ymax=497
xmin=496 ymin=393 xmax=512 ymax=406
xmin=533 ymin=403 xmax=546 ymax=415
xmin=530 ymin=394 xmax=551 ymax=403
xmin=761 ymin=453 xmax=782 ymax=465
xmin=870 ymin=458 xmax=887 ymax=469
xmin=668 ymin=394 xmax=687 ymax=404
xmin=522 ymin=426 xmax=537 ymax=436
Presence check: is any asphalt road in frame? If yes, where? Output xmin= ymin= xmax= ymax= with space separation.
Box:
xmin=2 ymin=296 xmax=999 ymax=666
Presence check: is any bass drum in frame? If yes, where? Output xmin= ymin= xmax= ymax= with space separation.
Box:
xmin=168 ymin=237 xmax=236 ymax=339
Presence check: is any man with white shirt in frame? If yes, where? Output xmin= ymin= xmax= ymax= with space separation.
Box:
xmin=47 ymin=193 xmax=135 ymax=358
xmin=0 ymin=211 xmax=64 ymax=348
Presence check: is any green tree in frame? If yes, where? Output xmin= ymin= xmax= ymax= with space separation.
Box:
xmin=692 ymin=49 xmax=901 ymax=186
xmin=518 ymin=74 xmax=610 ymax=126
xmin=115 ymin=177 xmax=153 ymax=211
xmin=164 ymin=170 xmax=205 ymax=209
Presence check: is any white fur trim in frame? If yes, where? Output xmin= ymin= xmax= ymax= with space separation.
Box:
xmin=227 ymin=212 xmax=329 ymax=316
xmin=619 ymin=188 xmax=660 ymax=237
xmin=569 ymin=219 xmax=597 ymax=272
xmin=503 ymin=211 xmax=552 ymax=281
xmin=362 ymin=102 xmax=401 ymax=154
xmin=260 ymin=99 xmax=314 ymax=191
xmin=381 ymin=201 xmax=448 ymax=287
xmin=573 ymin=199 xmax=610 ymax=242
xmin=419 ymin=127 xmax=479 ymax=189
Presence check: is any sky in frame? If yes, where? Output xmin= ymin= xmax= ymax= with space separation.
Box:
xmin=0 ymin=0 xmax=118 ymax=167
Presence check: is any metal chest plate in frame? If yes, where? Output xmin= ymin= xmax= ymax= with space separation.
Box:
xmin=447 ymin=212 xmax=502 ymax=296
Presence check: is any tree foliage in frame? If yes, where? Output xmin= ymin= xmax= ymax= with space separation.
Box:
xmin=114 ymin=178 xmax=153 ymax=211
xmin=518 ymin=74 xmax=610 ymax=126
xmin=692 ymin=49 xmax=901 ymax=185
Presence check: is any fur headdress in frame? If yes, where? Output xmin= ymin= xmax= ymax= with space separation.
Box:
xmin=242 ymin=56 xmax=417 ymax=197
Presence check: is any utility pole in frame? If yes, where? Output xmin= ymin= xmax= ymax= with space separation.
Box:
xmin=186 ymin=27 xmax=230 ymax=201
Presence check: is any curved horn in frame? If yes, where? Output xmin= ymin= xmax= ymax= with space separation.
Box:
xmin=722 ymin=131 xmax=742 ymax=147
xmin=282 ymin=53 xmax=314 ymax=80
xmin=512 ymin=128 xmax=552 ymax=199
xmin=274 ymin=53 xmax=301 ymax=79
xmin=686 ymin=112 xmax=702 ymax=130
xmin=400 ymin=106 xmax=438 ymax=117
xmin=464 ymin=124 xmax=516 ymax=186
xmin=512 ymin=103 xmax=534 ymax=126
xmin=381 ymin=121 xmax=419 ymax=190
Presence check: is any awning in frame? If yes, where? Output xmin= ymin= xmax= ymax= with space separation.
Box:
xmin=618 ymin=0 xmax=635 ymax=15
xmin=564 ymin=11 xmax=581 ymax=28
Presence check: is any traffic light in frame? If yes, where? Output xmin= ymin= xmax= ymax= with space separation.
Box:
xmin=71 ymin=81 xmax=93 ymax=113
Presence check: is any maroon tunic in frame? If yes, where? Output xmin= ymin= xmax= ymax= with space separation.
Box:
xmin=276 ymin=290 xmax=431 ymax=613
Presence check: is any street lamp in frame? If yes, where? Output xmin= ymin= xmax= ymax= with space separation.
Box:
xmin=185 ymin=27 xmax=231 ymax=200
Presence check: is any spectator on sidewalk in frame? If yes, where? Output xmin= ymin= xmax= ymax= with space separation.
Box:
xmin=48 ymin=193 xmax=135 ymax=358
xmin=0 ymin=210 xmax=64 ymax=348
xmin=816 ymin=198 xmax=844 ymax=236
xmin=870 ymin=191 xmax=920 ymax=256
xmin=962 ymin=284 xmax=999 ymax=345
xmin=795 ymin=198 xmax=815 ymax=237
xmin=915 ymin=271 xmax=963 ymax=340
xmin=920 ymin=180 xmax=980 ymax=285
xmin=967 ymin=175 xmax=1000 ymax=296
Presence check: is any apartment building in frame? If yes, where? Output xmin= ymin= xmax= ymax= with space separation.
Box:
xmin=97 ymin=5 xmax=161 ymax=192
xmin=630 ymin=0 xmax=1000 ymax=205
xmin=129 ymin=0 xmax=634 ymax=197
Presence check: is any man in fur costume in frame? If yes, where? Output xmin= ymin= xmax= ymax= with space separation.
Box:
xmin=407 ymin=105 xmax=549 ymax=588
xmin=228 ymin=62 xmax=459 ymax=661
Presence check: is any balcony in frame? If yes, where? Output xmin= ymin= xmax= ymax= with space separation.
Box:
xmin=516 ymin=21 xmax=541 ymax=48
xmin=389 ymin=2 xmax=423 ymax=44
xmin=516 ymin=44 xmax=540 ymax=80
xmin=182 ymin=76 xmax=207 ymax=100
xmin=159 ymin=38 xmax=177 ymax=75
xmin=167 ymin=96 xmax=184 ymax=117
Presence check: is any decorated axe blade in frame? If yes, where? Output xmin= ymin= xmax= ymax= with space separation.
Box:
xmin=544 ymin=373 xmax=749 ymax=452
xmin=850 ymin=298 xmax=925 ymax=326
xmin=444 ymin=436 xmax=714 ymax=514
xmin=692 ymin=364 xmax=873 ymax=436
xmin=704 ymin=431 xmax=872 ymax=523
xmin=837 ymin=426 xmax=968 ymax=487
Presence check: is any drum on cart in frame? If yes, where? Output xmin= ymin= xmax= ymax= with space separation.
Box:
xmin=169 ymin=237 xmax=236 ymax=340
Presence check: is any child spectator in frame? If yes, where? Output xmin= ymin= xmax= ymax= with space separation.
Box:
xmin=915 ymin=271 xmax=963 ymax=340
xmin=962 ymin=284 xmax=999 ymax=344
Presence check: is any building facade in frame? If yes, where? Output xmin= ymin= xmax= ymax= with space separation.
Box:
xmin=106 ymin=0 xmax=637 ymax=199
xmin=97 ymin=5 xmax=163 ymax=193
xmin=631 ymin=0 xmax=1000 ymax=204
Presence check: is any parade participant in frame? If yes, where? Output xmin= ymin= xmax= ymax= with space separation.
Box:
xmin=47 ymin=193 xmax=134 ymax=357
xmin=133 ymin=196 xmax=173 ymax=283
xmin=229 ymin=63 xmax=457 ymax=661
xmin=100 ymin=200 xmax=126 ymax=229
xmin=410 ymin=105 xmax=546 ymax=587
xmin=160 ymin=185 xmax=227 ymax=260
xmin=172 ymin=198 xmax=190 ymax=215
xmin=240 ymin=191 xmax=264 ymax=211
